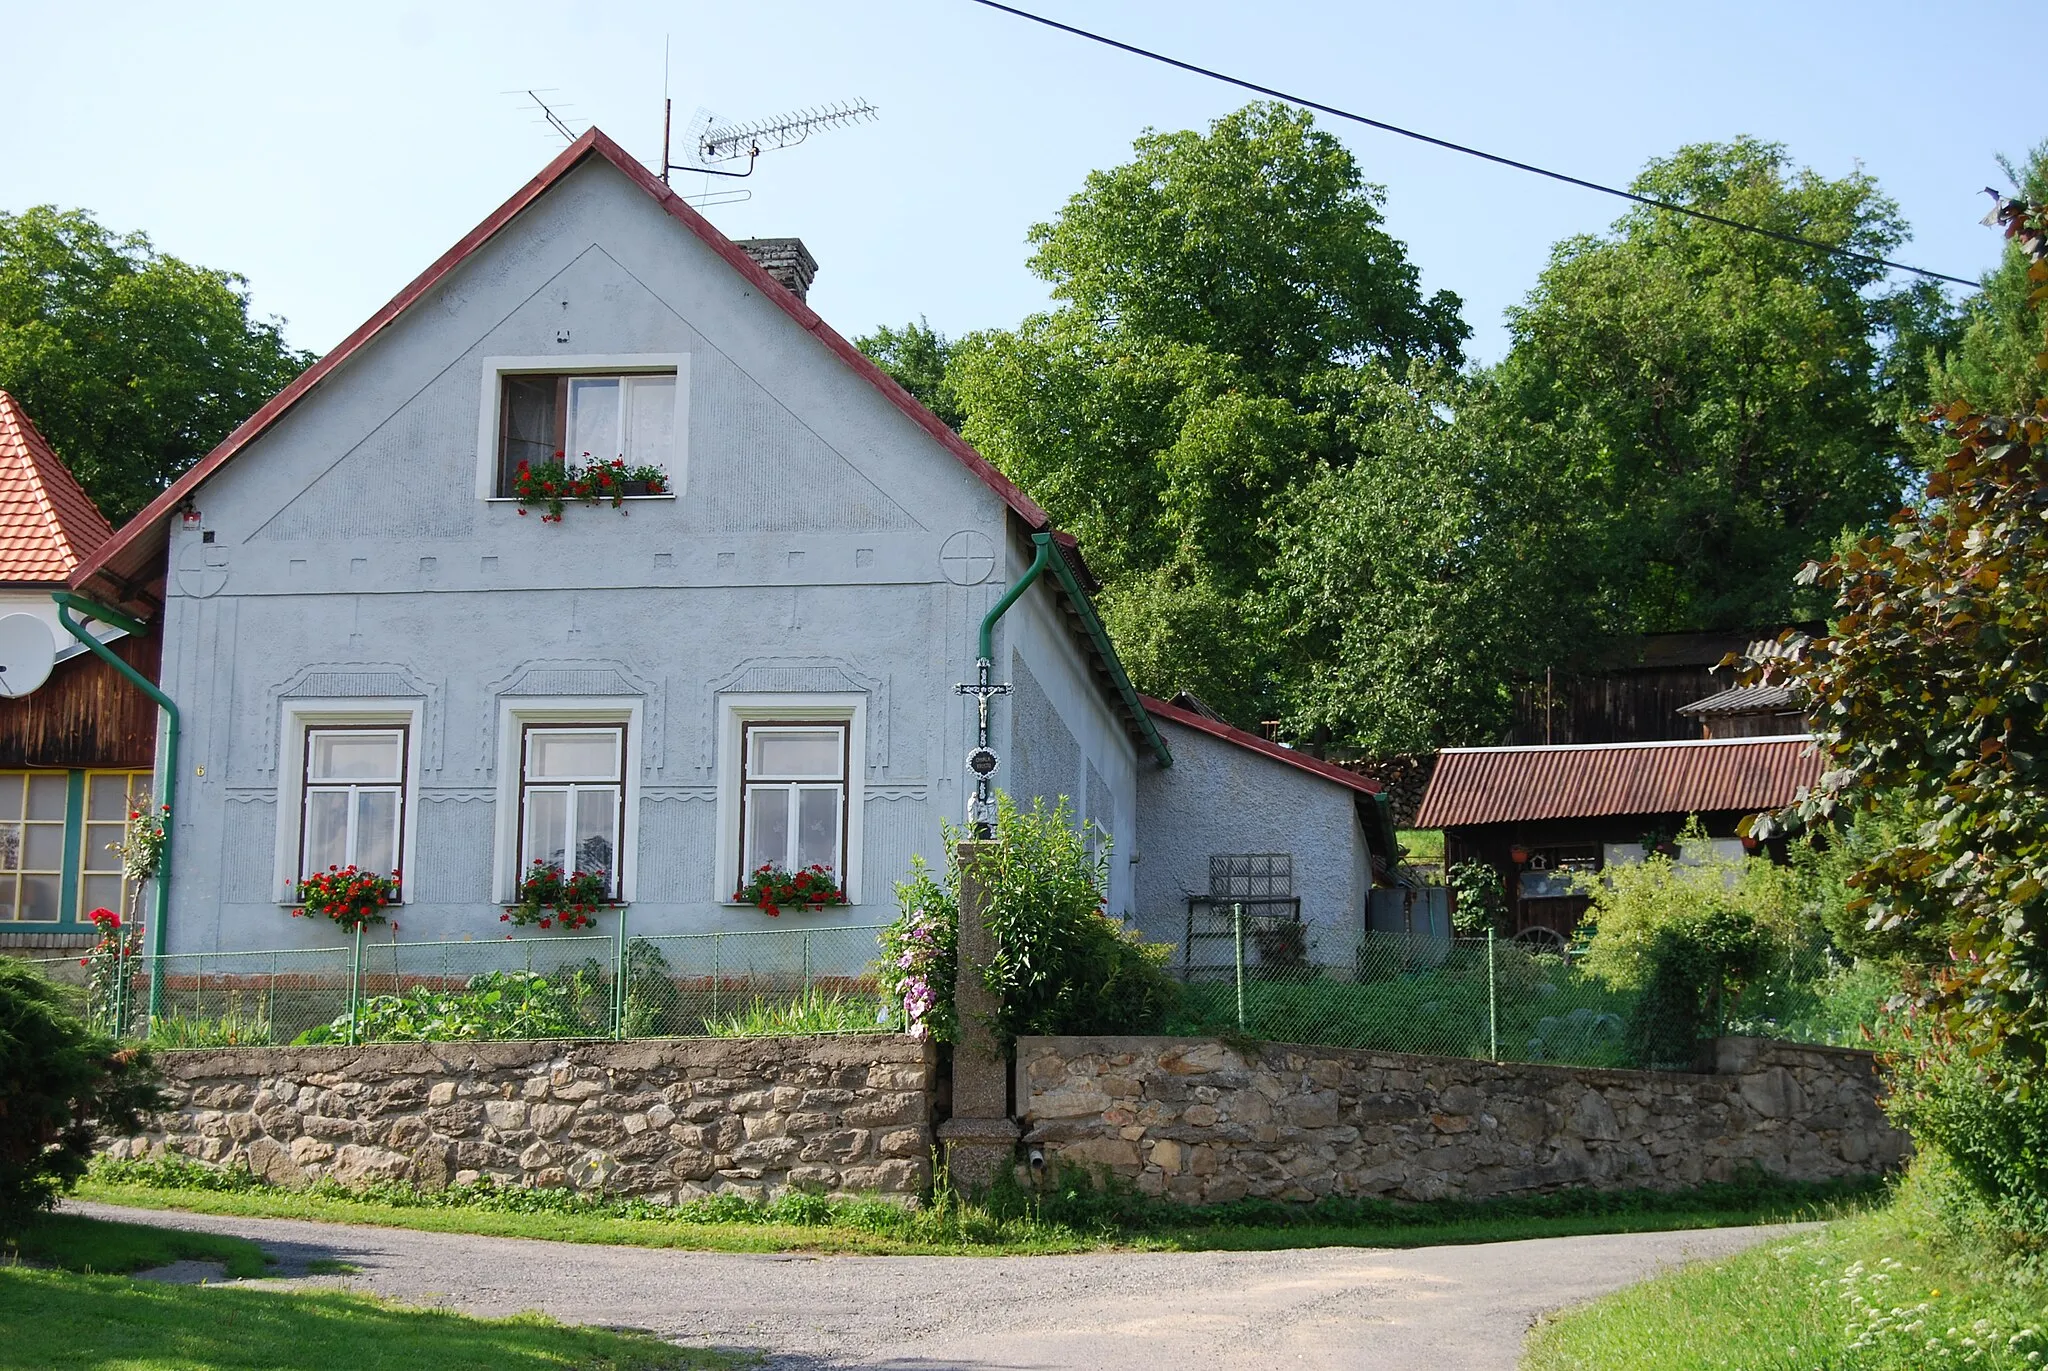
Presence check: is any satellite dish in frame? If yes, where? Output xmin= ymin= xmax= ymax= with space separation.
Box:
xmin=0 ymin=614 xmax=56 ymax=699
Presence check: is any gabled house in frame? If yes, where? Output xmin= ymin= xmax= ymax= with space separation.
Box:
xmin=0 ymin=392 xmax=158 ymax=955
xmin=67 ymin=130 xmax=1387 ymax=959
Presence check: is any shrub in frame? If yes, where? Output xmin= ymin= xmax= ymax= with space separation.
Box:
xmin=1446 ymin=859 xmax=1504 ymax=935
xmin=1885 ymin=1028 xmax=2048 ymax=1247
xmin=875 ymin=793 xmax=1179 ymax=1045
xmin=702 ymin=988 xmax=894 ymax=1038
xmin=0 ymin=957 xmax=159 ymax=1231
xmin=296 ymin=969 xmax=597 ymax=1044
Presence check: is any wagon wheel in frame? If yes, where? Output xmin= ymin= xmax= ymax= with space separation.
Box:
xmin=1511 ymin=925 xmax=1570 ymax=953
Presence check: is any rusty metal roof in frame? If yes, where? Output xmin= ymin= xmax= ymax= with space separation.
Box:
xmin=1413 ymin=736 xmax=1822 ymax=829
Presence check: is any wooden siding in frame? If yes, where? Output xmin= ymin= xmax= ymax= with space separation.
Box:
xmin=0 ymin=630 xmax=159 ymax=770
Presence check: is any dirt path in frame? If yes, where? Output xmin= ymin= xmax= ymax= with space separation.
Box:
xmin=72 ymin=1201 xmax=1791 ymax=1369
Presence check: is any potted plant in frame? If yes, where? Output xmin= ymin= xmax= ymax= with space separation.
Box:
xmin=513 ymin=455 xmax=572 ymax=521
xmin=502 ymin=859 xmax=613 ymax=930
xmin=733 ymin=863 xmax=848 ymax=915
xmin=622 ymin=462 xmax=668 ymax=497
xmin=514 ymin=455 xmax=670 ymax=518
xmin=293 ymin=865 xmax=401 ymax=929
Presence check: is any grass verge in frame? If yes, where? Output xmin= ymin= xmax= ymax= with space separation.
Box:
xmin=78 ymin=1155 xmax=1879 ymax=1257
xmin=0 ymin=1267 xmax=743 ymax=1371
xmin=1523 ymin=1170 xmax=2046 ymax=1370
xmin=5 ymin=1212 xmax=270 ymax=1278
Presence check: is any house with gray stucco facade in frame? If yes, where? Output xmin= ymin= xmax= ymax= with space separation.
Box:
xmin=65 ymin=129 xmax=1391 ymax=963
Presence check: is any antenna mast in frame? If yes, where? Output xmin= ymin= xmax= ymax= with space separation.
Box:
xmin=659 ymin=97 xmax=879 ymax=185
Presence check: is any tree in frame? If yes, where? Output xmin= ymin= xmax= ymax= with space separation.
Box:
xmin=948 ymin=103 xmax=1468 ymax=724
xmin=0 ymin=957 xmax=158 ymax=1231
xmin=0 ymin=207 xmax=313 ymax=522
xmin=855 ymin=317 xmax=963 ymax=430
xmin=1497 ymin=138 xmax=1931 ymax=636
xmin=1749 ymin=190 xmax=2048 ymax=1071
xmin=1924 ymin=143 xmax=2048 ymax=419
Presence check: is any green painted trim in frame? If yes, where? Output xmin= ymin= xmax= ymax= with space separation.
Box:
xmin=58 ymin=770 xmax=84 ymax=925
xmin=1033 ymin=533 xmax=1172 ymax=768
xmin=52 ymin=591 xmax=177 ymax=1020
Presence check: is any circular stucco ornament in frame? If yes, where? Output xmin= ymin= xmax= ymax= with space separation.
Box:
xmin=175 ymin=541 xmax=228 ymax=598
xmin=939 ymin=530 xmax=996 ymax=586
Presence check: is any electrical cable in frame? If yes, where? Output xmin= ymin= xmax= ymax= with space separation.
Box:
xmin=966 ymin=0 xmax=1980 ymax=289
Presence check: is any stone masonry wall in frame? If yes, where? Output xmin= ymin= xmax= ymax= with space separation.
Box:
xmin=107 ymin=1035 xmax=936 ymax=1201
xmin=1020 ymin=1035 xmax=1907 ymax=1204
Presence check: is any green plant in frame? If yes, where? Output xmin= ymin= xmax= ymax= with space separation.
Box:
xmin=292 ymin=864 xmax=400 ymax=930
xmin=79 ymin=906 xmax=141 ymax=1035
xmin=1624 ymin=907 xmax=1771 ymax=1070
xmin=1446 ymin=859 xmax=1504 ymax=935
xmin=108 ymin=801 xmax=168 ymax=892
xmin=1885 ymin=1028 xmax=2048 ymax=1248
xmin=878 ymin=795 xmax=1179 ymax=1046
xmin=145 ymin=1004 xmax=277 ymax=1049
xmin=296 ymin=969 xmax=596 ymax=1044
xmin=512 ymin=455 xmax=660 ymax=520
xmin=503 ymin=859 xmax=610 ymax=930
xmin=732 ymin=862 xmax=848 ymax=915
xmin=0 ymin=957 xmax=159 ymax=1232
xmin=702 ymin=988 xmax=894 ymax=1037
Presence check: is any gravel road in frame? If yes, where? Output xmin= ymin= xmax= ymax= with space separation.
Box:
xmin=73 ymin=1201 xmax=1791 ymax=1370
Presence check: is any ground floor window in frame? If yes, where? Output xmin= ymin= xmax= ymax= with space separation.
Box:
xmin=739 ymin=722 xmax=848 ymax=885
xmin=0 ymin=768 xmax=154 ymax=925
xmin=518 ymin=725 xmax=625 ymax=897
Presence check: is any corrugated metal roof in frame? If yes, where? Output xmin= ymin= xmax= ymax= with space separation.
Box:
xmin=0 ymin=391 xmax=112 ymax=583
xmin=1678 ymin=683 xmax=1800 ymax=717
xmin=1413 ymin=736 xmax=1822 ymax=828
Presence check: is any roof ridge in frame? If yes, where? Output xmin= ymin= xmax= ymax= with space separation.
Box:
xmin=1438 ymin=735 xmax=1814 ymax=755
xmin=0 ymin=390 xmax=113 ymax=581
xmin=1140 ymin=693 xmax=1381 ymax=796
xmin=73 ymin=126 xmax=1052 ymax=596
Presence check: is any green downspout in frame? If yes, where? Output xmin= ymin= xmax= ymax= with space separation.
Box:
xmin=977 ymin=533 xmax=1054 ymax=664
xmin=52 ymin=591 xmax=178 ymax=1023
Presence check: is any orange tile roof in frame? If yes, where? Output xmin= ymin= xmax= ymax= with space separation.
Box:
xmin=1413 ymin=736 xmax=1823 ymax=829
xmin=0 ymin=391 xmax=112 ymax=583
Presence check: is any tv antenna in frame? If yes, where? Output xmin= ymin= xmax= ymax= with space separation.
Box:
xmin=503 ymin=89 xmax=581 ymax=145
xmin=659 ymin=97 xmax=878 ymax=185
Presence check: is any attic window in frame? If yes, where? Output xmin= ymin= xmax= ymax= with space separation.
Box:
xmin=495 ymin=371 xmax=677 ymax=496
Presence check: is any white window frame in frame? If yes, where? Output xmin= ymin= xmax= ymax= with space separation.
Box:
xmin=475 ymin=353 xmax=690 ymax=502
xmin=492 ymin=698 xmax=642 ymax=905
xmin=716 ymin=693 xmax=866 ymax=905
xmin=517 ymin=724 xmax=628 ymax=900
xmin=273 ymin=700 xmax=423 ymax=905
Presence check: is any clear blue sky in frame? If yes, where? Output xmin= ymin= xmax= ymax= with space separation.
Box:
xmin=4 ymin=0 xmax=2035 ymax=365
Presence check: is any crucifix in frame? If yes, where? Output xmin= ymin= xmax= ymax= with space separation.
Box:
xmin=955 ymin=655 xmax=1010 ymax=838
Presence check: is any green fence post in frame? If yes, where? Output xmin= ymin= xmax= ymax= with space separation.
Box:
xmin=1233 ymin=902 xmax=1246 ymax=1033
xmin=804 ymin=930 xmax=814 ymax=994
xmin=112 ymin=936 xmax=127 ymax=1038
xmin=347 ymin=923 xmax=363 ymax=1046
xmin=712 ymin=933 xmax=722 ymax=1019
xmin=612 ymin=905 xmax=629 ymax=1041
xmin=1487 ymin=926 xmax=1499 ymax=1062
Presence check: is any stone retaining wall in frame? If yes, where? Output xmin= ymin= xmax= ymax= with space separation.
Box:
xmin=108 ymin=1035 xmax=936 ymax=1201
xmin=1019 ymin=1035 xmax=1907 ymax=1204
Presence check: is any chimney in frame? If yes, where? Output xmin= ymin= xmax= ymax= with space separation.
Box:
xmin=736 ymin=238 xmax=818 ymax=301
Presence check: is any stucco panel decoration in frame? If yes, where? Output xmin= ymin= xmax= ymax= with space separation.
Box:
xmin=259 ymin=663 xmax=445 ymax=773
xmin=174 ymin=540 xmax=229 ymax=598
xmin=939 ymin=530 xmax=996 ymax=586
xmin=412 ymin=794 xmax=497 ymax=903
xmin=701 ymin=656 xmax=891 ymax=775
xmin=480 ymin=658 xmax=662 ymax=775
xmin=247 ymin=401 xmax=479 ymax=542
xmin=220 ymin=795 xmax=278 ymax=903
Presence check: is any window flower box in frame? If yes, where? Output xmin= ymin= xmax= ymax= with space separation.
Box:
xmin=293 ymin=865 xmax=401 ymax=929
xmin=733 ymin=863 xmax=848 ymax=915
xmin=502 ymin=859 xmax=616 ymax=930
xmin=513 ymin=455 xmax=669 ymax=521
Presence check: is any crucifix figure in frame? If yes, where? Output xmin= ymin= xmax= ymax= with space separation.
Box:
xmin=955 ymin=655 xmax=1011 ymax=838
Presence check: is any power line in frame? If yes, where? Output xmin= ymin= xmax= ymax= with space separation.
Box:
xmin=966 ymin=0 xmax=1980 ymax=290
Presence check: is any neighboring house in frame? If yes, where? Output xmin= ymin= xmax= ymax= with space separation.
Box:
xmin=0 ymin=392 xmax=158 ymax=957
xmin=65 ymin=129 xmax=1388 ymax=959
xmin=1507 ymin=628 xmax=1808 ymax=746
xmin=1135 ymin=694 xmax=1398 ymax=971
xmin=1414 ymin=735 xmax=1823 ymax=945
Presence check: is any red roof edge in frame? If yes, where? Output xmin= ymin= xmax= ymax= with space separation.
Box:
xmin=73 ymin=127 xmax=1052 ymax=599
xmin=1140 ymin=694 xmax=1382 ymax=796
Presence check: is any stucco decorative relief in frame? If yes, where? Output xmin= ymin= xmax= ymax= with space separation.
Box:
xmin=702 ymin=655 xmax=890 ymax=774
xmin=480 ymin=657 xmax=663 ymax=776
xmin=260 ymin=663 xmax=445 ymax=773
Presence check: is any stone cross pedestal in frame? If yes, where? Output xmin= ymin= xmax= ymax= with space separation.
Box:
xmin=934 ymin=841 xmax=1020 ymax=1192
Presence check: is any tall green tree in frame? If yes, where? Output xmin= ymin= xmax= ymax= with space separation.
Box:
xmin=0 ymin=207 xmax=313 ymax=523
xmin=1924 ymin=143 xmax=2048 ymax=418
xmin=947 ymin=103 xmax=1466 ymax=723
xmin=855 ymin=316 xmax=963 ymax=430
xmin=1497 ymin=138 xmax=1932 ymax=636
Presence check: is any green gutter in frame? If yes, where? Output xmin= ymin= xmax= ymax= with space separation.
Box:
xmin=53 ymin=591 xmax=177 ymax=1021
xmin=978 ymin=534 xmax=1053 ymax=662
xmin=1030 ymin=533 xmax=1172 ymax=767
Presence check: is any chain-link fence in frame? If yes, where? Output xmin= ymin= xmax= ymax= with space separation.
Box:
xmin=1162 ymin=912 xmax=1893 ymax=1071
xmin=27 ymin=922 xmax=896 ymax=1049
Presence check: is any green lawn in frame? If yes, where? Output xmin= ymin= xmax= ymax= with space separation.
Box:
xmin=8 ymin=1212 xmax=269 ymax=1277
xmin=1523 ymin=1203 xmax=2047 ymax=1370
xmin=76 ymin=1165 xmax=1877 ymax=1258
xmin=1397 ymin=828 xmax=1445 ymax=863
xmin=0 ymin=1268 xmax=743 ymax=1371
